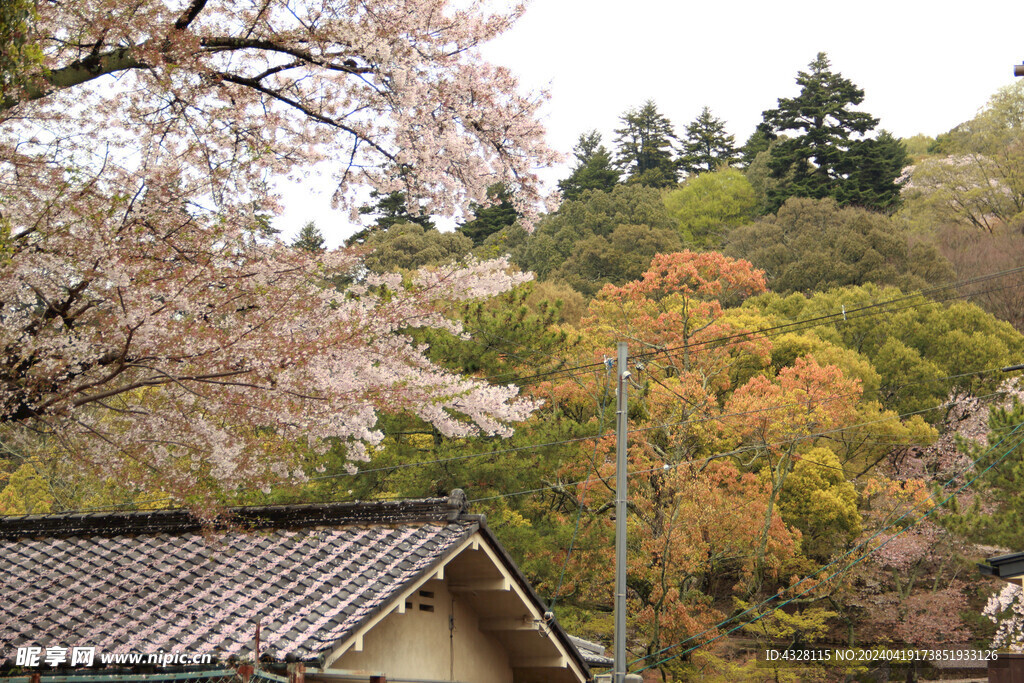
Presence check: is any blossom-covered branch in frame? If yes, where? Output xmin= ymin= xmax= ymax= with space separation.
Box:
xmin=0 ymin=0 xmax=555 ymax=507
xmin=3 ymin=0 xmax=559 ymax=218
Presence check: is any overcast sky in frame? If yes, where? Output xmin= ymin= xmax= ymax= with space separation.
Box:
xmin=277 ymin=0 xmax=1024 ymax=246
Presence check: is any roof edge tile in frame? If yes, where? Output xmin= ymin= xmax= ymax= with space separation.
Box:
xmin=0 ymin=491 xmax=470 ymax=540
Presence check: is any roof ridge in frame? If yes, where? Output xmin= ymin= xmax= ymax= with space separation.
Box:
xmin=0 ymin=490 xmax=471 ymax=540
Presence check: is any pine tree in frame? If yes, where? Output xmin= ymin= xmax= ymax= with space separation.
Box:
xmin=834 ymin=130 xmax=909 ymax=213
xmin=942 ymin=399 xmax=1024 ymax=547
xmin=613 ymin=100 xmax=679 ymax=188
xmin=457 ymin=184 xmax=519 ymax=246
xmin=348 ymin=190 xmax=436 ymax=245
xmin=357 ymin=190 xmax=435 ymax=231
xmin=679 ymin=106 xmax=738 ymax=176
xmin=761 ymin=52 xmax=889 ymax=211
xmin=739 ymin=122 xmax=777 ymax=169
xmin=558 ymin=131 xmax=619 ymax=201
xmin=292 ymin=220 xmax=326 ymax=252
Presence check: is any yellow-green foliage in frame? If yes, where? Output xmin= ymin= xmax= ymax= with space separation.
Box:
xmin=768 ymin=331 xmax=882 ymax=399
xmin=745 ymin=285 xmax=1024 ymax=414
xmin=777 ymin=447 xmax=861 ymax=560
xmin=0 ymin=462 xmax=53 ymax=515
xmin=726 ymin=198 xmax=953 ymax=296
xmin=0 ymin=0 xmax=42 ymax=101
xmin=664 ymin=168 xmax=756 ymax=247
xmin=688 ymin=650 xmax=838 ymax=683
xmin=902 ymin=133 xmax=935 ymax=160
xmin=829 ymin=400 xmax=937 ymax=475
xmin=523 ymin=280 xmax=587 ymax=324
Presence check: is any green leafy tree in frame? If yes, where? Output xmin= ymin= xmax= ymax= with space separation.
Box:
xmin=291 ymin=221 xmax=326 ymax=252
xmin=0 ymin=0 xmax=41 ymax=106
xmin=613 ymin=100 xmax=679 ymax=187
xmin=902 ymin=133 xmax=935 ymax=159
xmin=901 ymin=82 xmax=1024 ymax=233
xmin=725 ymin=197 xmax=953 ymax=295
xmin=362 ymin=222 xmax=472 ymax=273
xmin=869 ymin=338 xmax=945 ymax=415
xmin=663 ymin=167 xmax=756 ymax=246
xmin=901 ymin=155 xmax=1008 ymax=233
xmin=743 ymin=142 xmax=785 ymax=216
xmin=762 ymin=52 xmax=903 ymax=211
xmin=950 ymin=80 xmax=1024 ymax=227
xmin=550 ymin=222 xmax=683 ymax=297
xmin=523 ymin=280 xmax=588 ymax=324
xmin=745 ymin=284 xmax=1024 ymax=414
xmin=0 ymin=462 xmax=53 ymax=515
xmin=679 ymin=106 xmax=738 ymax=175
xmin=776 ymin=447 xmax=861 ymax=560
xmin=508 ymin=185 xmax=675 ymax=287
xmin=558 ymin=131 xmax=620 ymax=201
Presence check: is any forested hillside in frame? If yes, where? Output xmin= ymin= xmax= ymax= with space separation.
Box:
xmin=5 ymin=38 xmax=1024 ymax=681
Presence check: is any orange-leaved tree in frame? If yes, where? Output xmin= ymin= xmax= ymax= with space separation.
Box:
xmin=532 ymin=252 xmax=810 ymax=672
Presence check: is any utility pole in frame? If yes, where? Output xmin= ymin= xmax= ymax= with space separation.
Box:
xmin=614 ymin=342 xmax=629 ymax=683
xmin=597 ymin=345 xmax=639 ymax=683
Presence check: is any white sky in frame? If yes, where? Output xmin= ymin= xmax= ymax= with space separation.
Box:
xmin=276 ymin=0 xmax=1024 ymax=246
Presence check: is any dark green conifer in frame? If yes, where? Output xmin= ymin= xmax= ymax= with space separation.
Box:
xmin=558 ymin=131 xmax=620 ymax=201
xmin=457 ymin=184 xmax=519 ymax=246
xmin=679 ymin=106 xmax=738 ymax=175
xmin=292 ymin=220 xmax=325 ymax=252
xmin=613 ymin=100 xmax=679 ymax=187
xmin=761 ymin=52 xmax=904 ymax=212
xmin=834 ymin=130 xmax=910 ymax=212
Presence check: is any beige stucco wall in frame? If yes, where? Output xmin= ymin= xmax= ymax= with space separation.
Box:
xmin=334 ymin=578 xmax=513 ymax=682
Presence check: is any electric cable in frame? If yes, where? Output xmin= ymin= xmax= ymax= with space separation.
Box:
xmin=484 ymin=265 xmax=1024 ymax=389
xmin=630 ymin=420 xmax=1024 ymax=673
xmin=548 ymin=361 xmax=613 ymax=611
xmin=306 ymin=364 xmax=1008 ymax=485
xmin=464 ymin=388 xmax=1009 ymax=506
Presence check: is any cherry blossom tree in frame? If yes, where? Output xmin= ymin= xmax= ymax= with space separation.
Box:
xmin=0 ymin=0 xmax=557 ymax=508
xmin=985 ymin=583 xmax=1024 ymax=651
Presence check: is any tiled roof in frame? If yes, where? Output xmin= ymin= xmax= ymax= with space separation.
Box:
xmin=567 ymin=636 xmax=613 ymax=668
xmin=0 ymin=494 xmax=476 ymax=665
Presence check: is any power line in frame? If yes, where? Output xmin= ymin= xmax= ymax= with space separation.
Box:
xmin=463 ymin=390 xmax=999 ymax=504
xmin=631 ymin=419 xmax=1024 ymax=673
xmin=486 ymin=265 xmax=1024 ymax=389
xmin=16 ymin=372 xmax=1013 ymax=516
xmin=306 ymin=365 xmax=1006 ymax=486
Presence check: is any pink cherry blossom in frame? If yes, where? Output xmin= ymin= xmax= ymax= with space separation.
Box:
xmin=0 ymin=0 xmax=552 ymax=508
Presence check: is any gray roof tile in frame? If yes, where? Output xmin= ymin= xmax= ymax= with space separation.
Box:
xmin=0 ymin=497 xmax=475 ymax=664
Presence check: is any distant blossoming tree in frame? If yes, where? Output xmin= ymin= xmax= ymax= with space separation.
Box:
xmin=0 ymin=0 xmax=556 ymax=507
xmin=985 ymin=583 xmax=1024 ymax=651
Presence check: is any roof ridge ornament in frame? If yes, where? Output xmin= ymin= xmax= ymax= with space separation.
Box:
xmin=446 ymin=488 xmax=469 ymax=521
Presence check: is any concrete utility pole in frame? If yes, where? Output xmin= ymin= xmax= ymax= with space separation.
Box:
xmin=595 ymin=343 xmax=642 ymax=683
xmin=596 ymin=346 xmax=641 ymax=683
xmin=613 ymin=342 xmax=633 ymax=683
